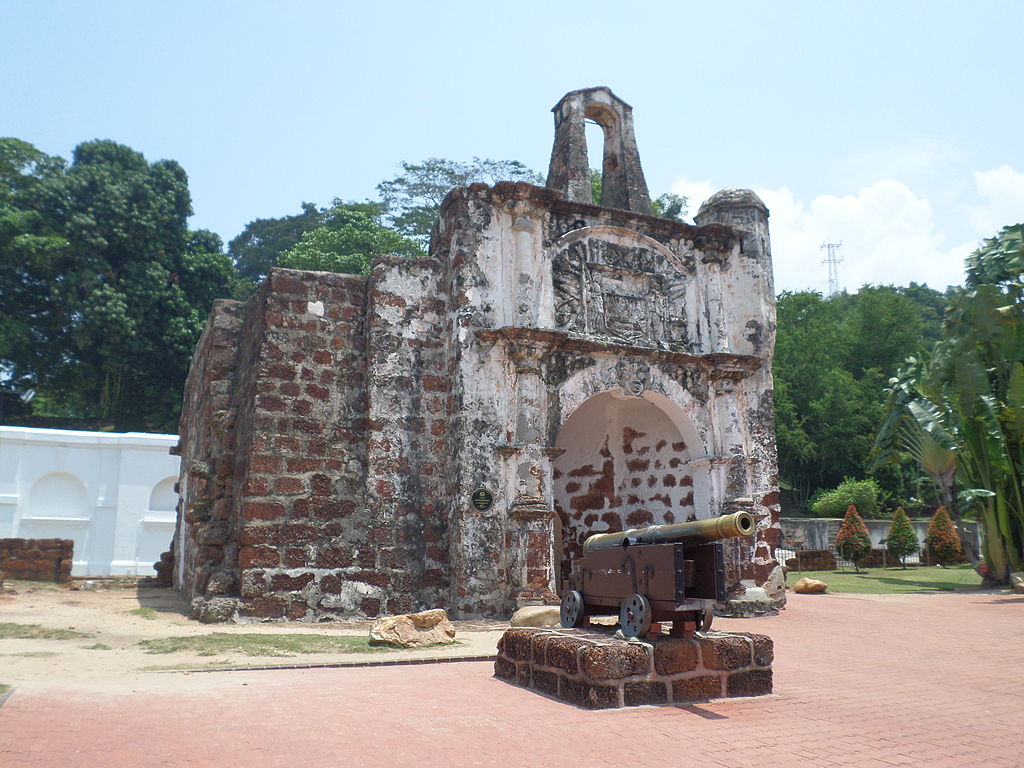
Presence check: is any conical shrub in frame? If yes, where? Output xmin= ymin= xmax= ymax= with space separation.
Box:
xmin=926 ymin=506 xmax=963 ymax=565
xmin=835 ymin=504 xmax=872 ymax=570
xmin=886 ymin=507 xmax=919 ymax=567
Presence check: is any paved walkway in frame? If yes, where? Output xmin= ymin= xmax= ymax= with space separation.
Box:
xmin=2 ymin=590 xmax=1022 ymax=767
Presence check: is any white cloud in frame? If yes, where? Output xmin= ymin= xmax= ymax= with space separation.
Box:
xmin=761 ymin=179 xmax=970 ymax=293
xmin=669 ymin=177 xmax=716 ymax=219
xmin=965 ymin=165 xmax=1024 ymax=236
xmin=670 ymin=167 xmax=1024 ymax=294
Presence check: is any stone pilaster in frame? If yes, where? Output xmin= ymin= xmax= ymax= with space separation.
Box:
xmin=506 ymin=337 xmax=557 ymax=607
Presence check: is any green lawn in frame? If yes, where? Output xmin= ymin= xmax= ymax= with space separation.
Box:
xmin=791 ymin=564 xmax=983 ymax=594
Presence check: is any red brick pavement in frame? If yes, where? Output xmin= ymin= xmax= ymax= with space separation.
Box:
xmin=2 ymin=591 xmax=1022 ymax=768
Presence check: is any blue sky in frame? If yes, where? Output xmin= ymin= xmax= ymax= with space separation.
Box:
xmin=5 ymin=0 xmax=1022 ymax=294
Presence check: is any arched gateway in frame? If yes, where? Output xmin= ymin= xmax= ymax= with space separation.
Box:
xmin=553 ymin=389 xmax=710 ymax=588
xmin=171 ymin=87 xmax=782 ymax=622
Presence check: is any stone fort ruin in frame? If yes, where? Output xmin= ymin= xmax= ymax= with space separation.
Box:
xmin=166 ymin=87 xmax=782 ymax=622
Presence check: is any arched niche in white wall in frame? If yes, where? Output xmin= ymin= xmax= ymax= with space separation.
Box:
xmin=21 ymin=472 xmax=92 ymax=572
xmin=137 ymin=476 xmax=178 ymax=576
xmin=27 ymin=472 xmax=90 ymax=520
xmin=148 ymin=477 xmax=178 ymax=516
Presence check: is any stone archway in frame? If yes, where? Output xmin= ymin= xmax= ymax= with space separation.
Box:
xmin=551 ymin=389 xmax=707 ymax=587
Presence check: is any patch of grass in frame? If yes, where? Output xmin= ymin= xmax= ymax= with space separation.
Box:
xmin=0 ymin=622 xmax=92 ymax=640
xmin=139 ymin=660 xmax=240 ymax=672
xmin=84 ymin=643 xmax=112 ymax=651
xmin=792 ymin=564 xmax=983 ymax=594
xmin=7 ymin=580 xmax=61 ymax=591
xmin=128 ymin=607 xmax=158 ymax=620
xmin=0 ymin=684 xmax=11 ymax=696
xmin=1 ymin=651 xmax=58 ymax=658
xmin=138 ymin=632 xmax=421 ymax=657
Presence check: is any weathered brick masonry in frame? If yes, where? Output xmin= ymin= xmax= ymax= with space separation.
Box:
xmin=168 ymin=87 xmax=782 ymax=621
xmin=0 ymin=538 xmax=73 ymax=583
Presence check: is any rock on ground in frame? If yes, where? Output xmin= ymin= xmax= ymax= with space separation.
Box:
xmin=510 ymin=606 xmax=561 ymax=627
xmin=1010 ymin=572 xmax=1024 ymax=595
xmin=763 ymin=565 xmax=788 ymax=607
xmin=792 ymin=578 xmax=828 ymax=594
xmin=369 ymin=609 xmax=456 ymax=648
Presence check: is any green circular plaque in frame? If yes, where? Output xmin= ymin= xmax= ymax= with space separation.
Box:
xmin=471 ymin=488 xmax=494 ymax=511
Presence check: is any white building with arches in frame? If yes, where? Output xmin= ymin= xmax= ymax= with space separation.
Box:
xmin=0 ymin=426 xmax=179 ymax=576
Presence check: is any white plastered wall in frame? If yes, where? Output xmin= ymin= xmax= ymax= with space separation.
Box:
xmin=0 ymin=426 xmax=180 ymax=576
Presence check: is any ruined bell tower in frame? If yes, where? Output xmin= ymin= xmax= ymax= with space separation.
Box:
xmin=546 ymin=86 xmax=653 ymax=214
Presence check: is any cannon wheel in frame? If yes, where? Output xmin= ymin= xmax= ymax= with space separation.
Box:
xmin=698 ymin=609 xmax=713 ymax=632
xmin=619 ymin=593 xmax=652 ymax=638
xmin=560 ymin=590 xmax=586 ymax=628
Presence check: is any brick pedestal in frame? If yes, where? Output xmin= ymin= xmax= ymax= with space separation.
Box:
xmin=494 ymin=627 xmax=772 ymax=709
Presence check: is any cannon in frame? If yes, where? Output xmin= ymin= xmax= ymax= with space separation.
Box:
xmin=560 ymin=510 xmax=755 ymax=638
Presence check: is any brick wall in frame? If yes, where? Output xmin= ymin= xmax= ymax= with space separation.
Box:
xmin=0 ymin=538 xmax=73 ymax=582
xmin=176 ymin=266 xmax=460 ymax=621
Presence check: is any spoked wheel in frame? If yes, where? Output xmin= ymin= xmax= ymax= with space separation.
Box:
xmin=697 ymin=609 xmax=714 ymax=632
xmin=560 ymin=590 xmax=586 ymax=628
xmin=619 ymin=593 xmax=652 ymax=638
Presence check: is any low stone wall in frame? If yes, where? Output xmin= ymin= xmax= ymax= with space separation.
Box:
xmin=0 ymin=538 xmax=74 ymax=582
xmin=785 ymin=549 xmax=836 ymax=571
xmin=494 ymin=627 xmax=772 ymax=709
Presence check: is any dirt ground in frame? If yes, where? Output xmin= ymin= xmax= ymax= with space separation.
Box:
xmin=0 ymin=579 xmax=508 ymax=695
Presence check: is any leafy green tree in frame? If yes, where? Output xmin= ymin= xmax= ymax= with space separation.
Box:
xmin=279 ymin=200 xmax=425 ymax=275
xmin=812 ymin=478 xmax=882 ymax=518
xmin=377 ymin=157 xmax=543 ymax=242
xmin=651 ymin=193 xmax=688 ymax=222
xmin=885 ymin=507 xmax=919 ymax=567
xmin=773 ymin=285 xmax=948 ymax=512
xmin=926 ymin=506 xmax=964 ymax=565
xmin=835 ymin=505 xmax=872 ymax=571
xmin=0 ymin=138 xmax=235 ymax=432
xmin=228 ymin=202 xmax=323 ymax=284
xmin=590 ymin=168 xmax=602 ymax=205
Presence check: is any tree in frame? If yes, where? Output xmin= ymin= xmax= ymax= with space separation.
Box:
xmin=651 ymin=193 xmax=688 ymax=222
xmin=886 ymin=507 xmax=919 ymax=568
xmin=835 ymin=505 xmax=872 ymax=571
xmin=0 ymin=138 xmax=235 ymax=432
xmin=228 ymin=202 xmax=323 ymax=284
xmin=278 ymin=200 xmax=425 ymax=275
xmin=926 ymin=506 xmax=964 ymax=565
xmin=812 ymin=478 xmax=882 ymax=518
xmin=872 ymin=224 xmax=1024 ymax=584
xmin=377 ymin=157 xmax=544 ymax=242
xmin=773 ymin=286 xmax=949 ymax=513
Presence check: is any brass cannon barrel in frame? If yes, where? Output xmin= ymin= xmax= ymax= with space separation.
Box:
xmin=582 ymin=510 xmax=755 ymax=554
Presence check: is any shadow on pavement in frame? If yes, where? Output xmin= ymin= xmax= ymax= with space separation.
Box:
xmin=135 ymin=584 xmax=190 ymax=617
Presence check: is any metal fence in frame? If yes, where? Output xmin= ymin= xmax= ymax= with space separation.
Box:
xmin=775 ymin=545 xmax=922 ymax=570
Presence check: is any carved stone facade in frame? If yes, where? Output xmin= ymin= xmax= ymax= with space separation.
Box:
xmin=169 ymin=87 xmax=781 ymax=621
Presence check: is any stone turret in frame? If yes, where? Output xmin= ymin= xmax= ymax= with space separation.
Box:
xmin=695 ymin=189 xmax=775 ymax=359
